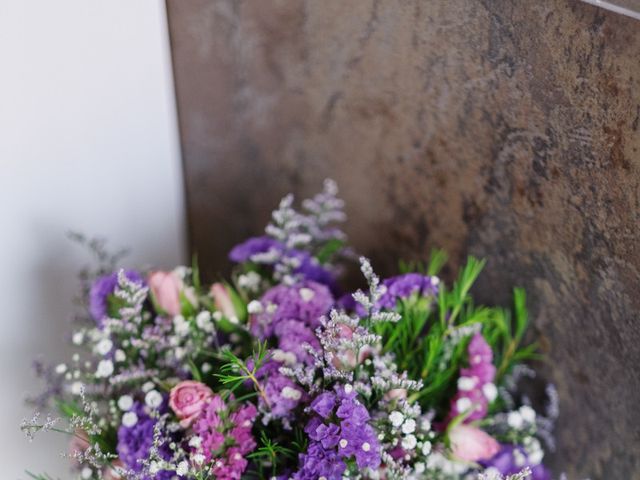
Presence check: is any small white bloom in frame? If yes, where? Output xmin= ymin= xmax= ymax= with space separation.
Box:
xmin=122 ymin=411 xmax=138 ymax=427
xmin=528 ymin=446 xmax=544 ymax=465
xmin=55 ymin=363 xmax=67 ymax=375
xmin=173 ymin=315 xmax=190 ymax=336
xmin=432 ymin=277 xmax=440 ymax=286
xmin=142 ymin=381 xmax=155 ymax=392
xmin=482 ymin=382 xmax=498 ymax=402
xmin=507 ymin=411 xmax=524 ymax=429
xmin=266 ymin=302 xmax=277 ymax=314
xmin=420 ymin=418 xmax=432 ymax=432
xmin=95 ymin=359 xmax=114 ymax=378
xmin=362 ymin=442 xmax=371 ymax=452
xmin=228 ymin=315 xmax=239 ymax=324
xmin=118 ymin=395 xmax=134 ymax=411
xmin=414 ymin=462 xmax=426 ymax=474
xmin=72 ymin=331 xmax=84 ymax=345
xmin=401 ymin=434 xmax=417 ymax=450
xmin=513 ymin=448 xmax=527 ymax=467
xmin=299 ymin=287 xmax=315 ymax=302
xmin=344 ymin=384 xmax=353 ymax=394
xmin=271 ymin=349 xmax=297 ymax=365
xmin=389 ymin=411 xmax=404 ymax=427
xmin=212 ymin=311 xmax=223 ymax=321
xmin=421 ymin=440 xmax=432 ymax=455
xmin=145 ymin=390 xmax=163 ymax=409
xmin=176 ymin=461 xmax=189 ymax=476
xmin=72 ymin=353 xmax=80 ymax=363
xmin=281 ymin=386 xmax=302 ymax=401
xmin=455 ymin=397 xmax=473 ymax=413
xmin=174 ymin=347 xmax=186 ymax=360
xmin=114 ymin=349 xmax=126 ymax=362
xmin=96 ymin=338 xmax=113 ymax=356
xmin=339 ymin=439 xmax=348 ymax=448
xmin=192 ymin=453 xmax=205 ymax=464
xmin=81 ymin=467 xmax=93 ymax=479
xmin=519 ymin=405 xmax=537 ymax=423
xmin=196 ymin=311 xmax=213 ymax=331
xmin=247 ymin=300 xmax=263 ymax=314
xmin=201 ymin=362 xmax=212 ymax=373
xmin=149 ymin=461 xmax=161 ymax=474
xmin=457 ymin=376 xmax=476 ymax=391
xmin=401 ymin=418 xmax=416 ymax=434
xmin=71 ymin=382 xmax=83 ymax=395
xmin=188 ymin=436 xmax=202 ymax=448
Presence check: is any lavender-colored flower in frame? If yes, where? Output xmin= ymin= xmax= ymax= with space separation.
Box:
xmin=228 ymin=236 xmax=285 ymax=263
xmin=481 ymin=445 xmax=551 ymax=480
xmin=296 ymin=386 xmax=380 ymax=478
xmin=250 ymin=281 xmax=333 ymax=338
xmin=228 ymin=236 xmax=339 ymax=293
xmin=378 ymin=273 xmax=439 ymax=309
xmin=89 ymin=270 xmax=143 ymax=324
xmin=294 ymin=442 xmax=346 ymax=480
xmin=255 ymin=360 xmax=305 ymax=420
xmin=274 ymin=320 xmax=321 ymax=365
xmin=310 ymin=392 xmax=336 ymax=418
xmin=116 ymin=402 xmax=175 ymax=480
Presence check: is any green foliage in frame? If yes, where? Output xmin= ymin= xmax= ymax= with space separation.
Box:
xmin=215 ymin=341 xmax=270 ymax=401
xmin=377 ymin=255 xmax=538 ymax=416
xmin=247 ymin=431 xmax=296 ymax=478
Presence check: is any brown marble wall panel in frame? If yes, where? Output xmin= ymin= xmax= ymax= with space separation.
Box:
xmin=166 ymin=1 xmax=640 ymax=477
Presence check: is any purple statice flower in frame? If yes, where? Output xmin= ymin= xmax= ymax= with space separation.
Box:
xmin=228 ymin=236 xmax=285 ymax=263
xmin=250 ymin=281 xmax=333 ymax=339
xmin=274 ymin=319 xmax=321 ymax=365
xmin=89 ymin=270 xmax=144 ymax=324
xmin=228 ymin=236 xmax=339 ymax=293
xmin=377 ymin=273 xmax=439 ymax=309
xmin=449 ymin=333 xmax=497 ymax=422
xmin=254 ymin=360 xmax=305 ymax=420
xmin=294 ymin=441 xmax=346 ymax=480
xmin=295 ymin=386 xmax=381 ymax=479
xmin=116 ymin=402 xmax=175 ymax=480
xmin=481 ymin=444 xmax=551 ymax=480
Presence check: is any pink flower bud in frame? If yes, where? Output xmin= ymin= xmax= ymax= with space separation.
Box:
xmin=449 ymin=424 xmax=500 ymax=462
xmin=210 ymin=283 xmax=237 ymax=320
xmin=147 ymin=270 xmax=184 ymax=316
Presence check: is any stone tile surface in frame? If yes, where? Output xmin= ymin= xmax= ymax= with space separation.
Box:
xmin=166 ymin=1 xmax=640 ymax=477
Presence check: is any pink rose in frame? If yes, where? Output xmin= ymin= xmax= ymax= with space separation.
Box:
xmin=148 ymin=270 xmax=184 ymax=316
xmin=210 ymin=283 xmax=237 ymax=321
xmin=169 ymin=380 xmax=214 ymax=427
xmin=449 ymin=424 xmax=500 ymax=462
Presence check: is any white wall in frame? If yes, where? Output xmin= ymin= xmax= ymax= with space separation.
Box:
xmin=0 ymin=1 xmax=186 ymax=477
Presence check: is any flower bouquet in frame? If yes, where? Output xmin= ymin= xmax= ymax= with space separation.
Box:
xmin=24 ymin=180 xmax=560 ymax=480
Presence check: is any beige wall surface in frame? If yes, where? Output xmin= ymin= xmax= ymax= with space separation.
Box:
xmin=167 ymin=1 xmax=640 ymax=477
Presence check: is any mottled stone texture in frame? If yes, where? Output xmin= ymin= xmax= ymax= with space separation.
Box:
xmin=166 ymin=0 xmax=640 ymax=477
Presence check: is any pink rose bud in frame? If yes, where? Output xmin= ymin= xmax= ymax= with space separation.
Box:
xmin=384 ymin=388 xmax=408 ymax=401
xmin=169 ymin=380 xmax=214 ymax=428
xmin=210 ymin=283 xmax=237 ymax=321
xmin=449 ymin=424 xmax=500 ymax=462
xmin=148 ymin=270 xmax=183 ymax=316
